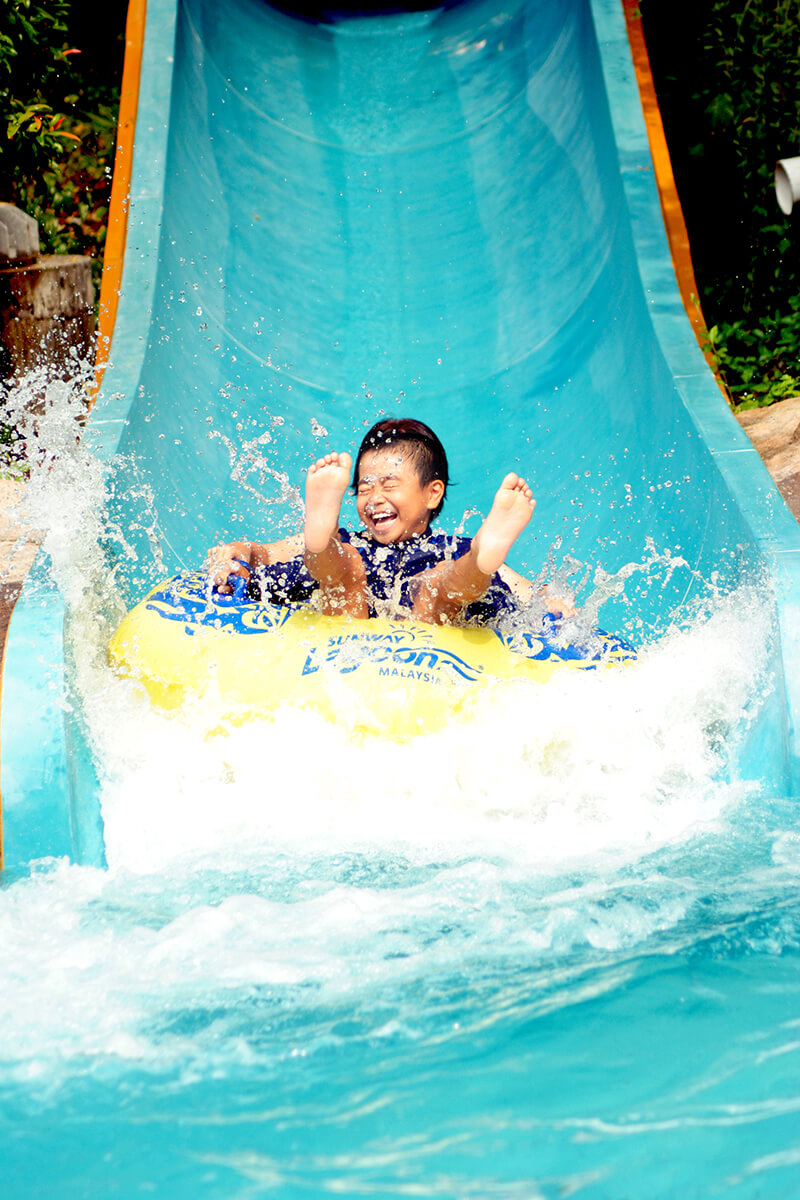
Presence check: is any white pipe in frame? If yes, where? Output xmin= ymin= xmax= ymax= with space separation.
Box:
xmin=775 ymin=157 xmax=800 ymax=215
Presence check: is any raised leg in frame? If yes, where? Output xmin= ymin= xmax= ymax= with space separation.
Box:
xmin=411 ymin=473 xmax=535 ymax=625
xmin=304 ymin=452 xmax=368 ymax=617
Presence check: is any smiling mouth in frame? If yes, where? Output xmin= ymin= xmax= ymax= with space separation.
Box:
xmin=369 ymin=510 xmax=396 ymax=529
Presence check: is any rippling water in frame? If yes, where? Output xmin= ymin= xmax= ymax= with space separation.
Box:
xmin=3 ymin=798 xmax=800 ymax=1198
xmin=3 ymin=573 xmax=800 ymax=1197
xmin=2 ymin=376 xmax=799 ymax=1197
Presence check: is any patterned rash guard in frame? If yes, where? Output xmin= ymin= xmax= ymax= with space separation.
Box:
xmin=247 ymin=529 xmax=516 ymax=624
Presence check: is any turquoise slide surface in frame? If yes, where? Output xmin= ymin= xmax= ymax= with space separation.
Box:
xmin=3 ymin=0 xmax=800 ymax=867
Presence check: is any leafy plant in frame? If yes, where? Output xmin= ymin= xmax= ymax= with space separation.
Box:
xmin=706 ymin=303 xmax=800 ymax=409
xmin=18 ymin=93 xmax=118 ymax=290
xmin=0 ymin=0 xmax=77 ymax=187
xmin=642 ymin=0 xmax=800 ymax=409
xmin=697 ymin=0 xmax=800 ymax=318
xmin=0 ymin=0 xmax=123 ymax=292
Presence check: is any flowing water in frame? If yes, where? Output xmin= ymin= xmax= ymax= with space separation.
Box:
xmin=2 ymin=376 xmax=800 ymax=1198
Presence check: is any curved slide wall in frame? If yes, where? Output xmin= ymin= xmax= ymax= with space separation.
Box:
xmin=3 ymin=0 xmax=800 ymax=869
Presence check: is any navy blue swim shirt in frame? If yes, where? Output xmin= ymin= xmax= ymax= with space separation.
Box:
xmin=247 ymin=529 xmax=515 ymax=624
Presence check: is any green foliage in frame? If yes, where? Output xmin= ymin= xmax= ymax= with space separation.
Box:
xmin=19 ymin=94 xmax=117 ymax=290
xmin=706 ymin=302 xmax=800 ymax=409
xmin=0 ymin=419 xmax=25 ymax=471
xmin=696 ymin=0 xmax=800 ymax=319
xmin=0 ymin=0 xmax=122 ymax=292
xmin=0 ymin=0 xmax=76 ymax=187
xmin=642 ymin=0 xmax=800 ymax=409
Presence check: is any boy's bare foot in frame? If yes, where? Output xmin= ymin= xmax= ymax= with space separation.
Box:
xmin=304 ymin=451 xmax=353 ymax=553
xmin=473 ymin=473 xmax=535 ymax=576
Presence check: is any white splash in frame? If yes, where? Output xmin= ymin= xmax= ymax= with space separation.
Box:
xmin=0 ymin=364 xmax=775 ymax=879
xmin=0 ymin=366 xmax=782 ymax=1097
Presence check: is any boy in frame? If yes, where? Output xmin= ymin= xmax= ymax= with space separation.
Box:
xmin=207 ymin=417 xmax=564 ymax=625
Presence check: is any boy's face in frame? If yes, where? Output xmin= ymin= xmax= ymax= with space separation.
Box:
xmin=356 ymin=447 xmax=444 ymax=544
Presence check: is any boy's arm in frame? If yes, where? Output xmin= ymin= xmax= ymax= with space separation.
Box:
xmin=206 ymin=533 xmax=304 ymax=592
xmin=498 ymin=565 xmax=577 ymax=618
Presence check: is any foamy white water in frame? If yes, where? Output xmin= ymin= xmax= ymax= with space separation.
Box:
xmin=1 ymin=368 xmax=795 ymax=1200
xmin=0 ymin=365 xmax=774 ymax=883
xmin=84 ymin=583 xmax=767 ymax=878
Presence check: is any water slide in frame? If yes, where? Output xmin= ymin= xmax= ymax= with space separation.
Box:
xmin=6 ymin=2 xmax=800 ymax=1194
xmin=4 ymin=0 xmax=800 ymax=870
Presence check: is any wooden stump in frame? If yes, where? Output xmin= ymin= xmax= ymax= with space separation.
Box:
xmin=0 ymin=254 xmax=95 ymax=384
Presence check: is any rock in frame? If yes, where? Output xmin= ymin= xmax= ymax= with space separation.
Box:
xmin=0 ymin=204 xmax=40 ymax=264
xmin=736 ymin=396 xmax=800 ymax=521
xmin=0 ymin=253 xmax=95 ymax=384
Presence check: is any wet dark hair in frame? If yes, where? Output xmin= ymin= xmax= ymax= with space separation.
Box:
xmin=352 ymin=418 xmax=449 ymax=520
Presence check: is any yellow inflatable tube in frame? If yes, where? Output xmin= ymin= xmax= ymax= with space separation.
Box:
xmin=109 ymin=571 xmax=636 ymax=740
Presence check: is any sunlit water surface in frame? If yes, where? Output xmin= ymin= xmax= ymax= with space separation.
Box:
xmin=2 ymin=377 xmax=800 ymax=1199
